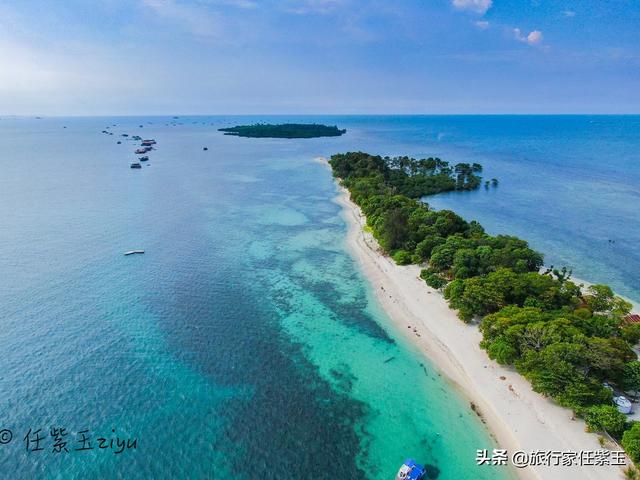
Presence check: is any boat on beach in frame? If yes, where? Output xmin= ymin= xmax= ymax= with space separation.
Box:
xmin=124 ymin=250 xmax=144 ymax=256
xmin=396 ymin=459 xmax=426 ymax=480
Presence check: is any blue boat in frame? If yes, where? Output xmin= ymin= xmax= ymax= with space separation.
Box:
xmin=396 ymin=459 xmax=426 ymax=480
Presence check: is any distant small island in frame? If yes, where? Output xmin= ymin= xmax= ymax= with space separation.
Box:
xmin=218 ymin=123 xmax=346 ymax=139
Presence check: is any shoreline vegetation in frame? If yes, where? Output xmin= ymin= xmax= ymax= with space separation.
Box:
xmin=327 ymin=152 xmax=640 ymax=479
xmin=218 ymin=123 xmax=346 ymax=139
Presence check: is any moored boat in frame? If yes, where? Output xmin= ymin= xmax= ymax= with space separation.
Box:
xmin=396 ymin=459 xmax=426 ymax=480
xmin=139 ymin=156 xmax=149 ymax=162
xmin=130 ymin=162 xmax=142 ymax=169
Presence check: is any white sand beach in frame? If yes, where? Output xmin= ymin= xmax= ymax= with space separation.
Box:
xmin=332 ymin=181 xmax=629 ymax=480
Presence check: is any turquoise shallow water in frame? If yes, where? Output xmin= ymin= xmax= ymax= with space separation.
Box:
xmin=0 ymin=116 xmax=516 ymax=479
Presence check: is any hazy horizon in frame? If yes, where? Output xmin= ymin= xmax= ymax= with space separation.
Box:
xmin=3 ymin=113 xmax=640 ymax=118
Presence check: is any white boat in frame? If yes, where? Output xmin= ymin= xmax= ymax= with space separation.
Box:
xmin=614 ymin=396 xmax=633 ymax=414
xmin=124 ymin=250 xmax=145 ymax=256
xmin=396 ymin=459 xmax=426 ymax=480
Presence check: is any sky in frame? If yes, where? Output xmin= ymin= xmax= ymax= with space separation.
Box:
xmin=0 ymin=0 xmax=638 ymax=114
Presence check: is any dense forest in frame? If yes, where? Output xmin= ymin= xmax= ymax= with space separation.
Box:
xmin=330 ymin=151 xmax=640 ymax=463
xmin=218 ymin=123 xmax=346 ymax=139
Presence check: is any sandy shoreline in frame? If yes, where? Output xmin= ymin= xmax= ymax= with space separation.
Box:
xmin=331 ymin=179 xmax=628 ymax=480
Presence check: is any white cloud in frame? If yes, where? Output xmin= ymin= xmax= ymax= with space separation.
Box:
xmin=514 ymin=28 xmax=543 ymax=46
xmin=451 ymin=0 xmax=492 ymax=15
xmin=474 ymin=20 xmax=489 ymax=29
xmin=527 ymin=30 xmax=543 ymax=44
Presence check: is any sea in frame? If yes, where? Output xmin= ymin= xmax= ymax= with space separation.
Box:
xmin=0 ymin=114 xmax=637 ymax=479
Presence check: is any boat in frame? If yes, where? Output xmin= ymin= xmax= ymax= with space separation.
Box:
xmin=614 ymin=395 xmax=633 ymax=414
xmin=396 ymin=459 xmax=426 ymax=480
xmin=130 ymin=163 xmax=142 ymax=169
xmin=139 ymin=156 xmax=149 ymax=162
xmin=124 ymin=250 xmax=144 ymax=256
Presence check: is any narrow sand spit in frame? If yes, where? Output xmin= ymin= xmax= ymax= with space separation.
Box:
xmin=330 ymin=176 xmax=628 ymax=480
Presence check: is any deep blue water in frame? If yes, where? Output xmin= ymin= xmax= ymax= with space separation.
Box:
xmin=417 ymin=115 xmax=640 ymax=304
xmin=0 ymin=114 xmax=637 ymax=479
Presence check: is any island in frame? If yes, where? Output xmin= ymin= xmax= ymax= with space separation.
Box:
xmin=329 ymin=151 xmax=640 ymax=474
xmin=218 ymin=123 xmax=346 ymax=139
